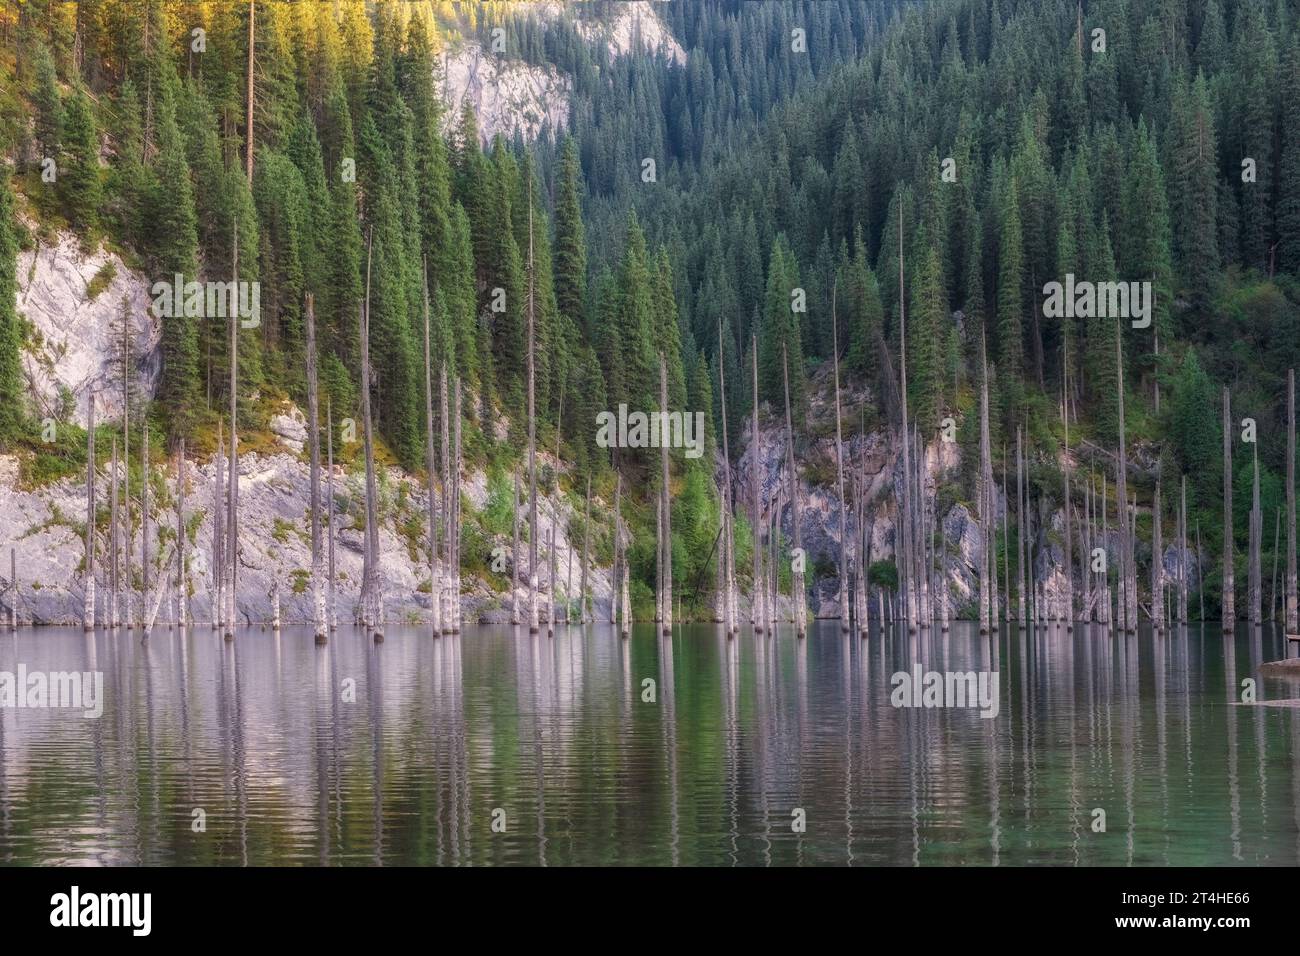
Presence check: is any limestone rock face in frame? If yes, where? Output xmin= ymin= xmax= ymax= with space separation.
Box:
xmin=16 ymin=228 xmax=158 ymax=427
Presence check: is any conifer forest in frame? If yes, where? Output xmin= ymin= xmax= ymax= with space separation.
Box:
xmin=1 ymin=0 xmax=1300 ymax=900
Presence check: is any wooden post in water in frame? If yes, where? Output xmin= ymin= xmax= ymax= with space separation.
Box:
xmin=84 ymin=392 xmax=97 ymax=631
xmin=1222 ymin=387 xmax=1235 ymax=633
xmin=306 ymin=292 xmax=326 ymax=643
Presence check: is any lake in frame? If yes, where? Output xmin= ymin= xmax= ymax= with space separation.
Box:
xmin=1 ymin=621 xmax=1298 ymax=865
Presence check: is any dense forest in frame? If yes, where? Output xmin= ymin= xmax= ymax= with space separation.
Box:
xmin=1 ymin=0 xmax=1299 ymax=624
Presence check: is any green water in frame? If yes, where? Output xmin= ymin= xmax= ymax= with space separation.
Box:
xmin=0 ymin=621 xmax=1297 ymax=865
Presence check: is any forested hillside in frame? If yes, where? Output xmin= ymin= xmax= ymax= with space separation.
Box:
xmin=1 ymin=0 xmax=1299 ymax=624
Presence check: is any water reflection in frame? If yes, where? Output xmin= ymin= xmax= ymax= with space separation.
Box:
xmin=0 ymin=621 xmax=1297 ymax=865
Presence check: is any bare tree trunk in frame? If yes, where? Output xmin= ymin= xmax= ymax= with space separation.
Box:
xmin=109 ymin=437 xmax=118 ymax=629
xmin=177 ymin=438 xmax=187 ymax=630
xmin=830 ymin=286 xmax=848 ymax=633
xmin=553 ymin=380 xmax=565 ymax=636
xmin=1115 ymin=319 xmax=1136 ymax=633
xmin=512 ymin=473 xmax=521 ymax=626
xmin=897 ymin=209 xmax=913 ymax=630
xmin=718 ymin=321 xmax=737 ymax=635
xmin=306 ymin=292 xmax=326 ymax=643
xmin=978 ymin=330 xmax=993 ymax=635
xmin=659 ymin=356 xmax=673 ymax=636
xmin=1017 ymin=426 xmax=1027 ymax=624
xmin=122 ymin=299 xmax=131 ymax=629
xmin=581 ymin=478 xmax=590 ymax=624
xmin=213 ymin=420 xmax=224 ymax=629
xmin=141 ymin=422 xmax=151 ymax=638
xmin=751 ymin=335 xmax=765 ymax=633
xmin=419 ymin=267 xmax=441 ymax=637
xmin=245 ymin=1 xmax=254 ymax=182
xmin=1152 ymin=481 xmax=1164 ymax=632
xmin=84 ymin=393 xmax=97 ymax=631
xmin=1178 ymin=474 xmax=1188 ymax=625
xmin=1061 ymin=374 xmax=1074 ymax=628
xmin=360 ymin=229 xmax=382 ymax=641
xmin=1197 ymin=518 xmax=1205 ymax=623
xmin=615 ymin=473 xmax=630 ymax=638
xmin=527 ymin=198 xmax=540 ymax=635
xmin=1270 ymin=506 xmax=1281 ymax=623
xmin=451 ymin=379 xmax=461 ymax=632
xmin=1223 ymin=387 xmax=1235 ymax=632
xmin=547 ymin=523 xmax=557 ymax=637
xmin=1289 ymin=369 xmax=1297 ymax=633
xmin=327 ymin=400 xmax=337 ymax=631
xmin=1250 ymin=445 xmax=1262 ymax=626
xmin=225 ymin=225 xmax=241 ymax=640
xmin=440 ymin=364 xmax=452 ymax=634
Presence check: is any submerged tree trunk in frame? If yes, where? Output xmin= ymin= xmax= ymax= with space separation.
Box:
xmin=1017 ymin=426 xmax=1027 ymax=624
xmin=1288 ymin=369 xmax=1297 ymax=633
xmin=718 ymin=321 xmax=737 ymax=635
xmin=440 ymin=364 xmax=452 ymax=634
xmin=527 ymin=196 xmax=540 ymax=635
xmin=1115 ymin=319 xmax=1136 ymax=633
xmin=831 ymin=286 xmax=848 ymax=634
xmin=360 ymin=229 xmax=382 ymax=641
xmin=659 ymin=354 xmax=673 ymax=636
xmin=978 ymin=330 xmax=993 ymax=635
xmin=512 ymin=473 xmax=522 ymax=626
xmin=213 ymin=420 xmax=224 ymax=629
xmin=1152 ymin=481 xmax=1164 ymax=632
xmin=1223 ymin=387 xmax=1235 ymax=632
xmin=897 ymin=210 xmax=913 ymax=630
xmin=306 ymin=292 xmax=326 ymax=643
xmin=751 ymin=335 xmax=765 ymax=633
xmin=581 ymin=478 xmax=590 ymax=624
xmin=225 ymin=225 xmax=240 ymax=641
xmin=141 ymin=423 xmax=151 ymax=638
xmin=327 ymin=401 xmax=337 ymax=632
xmin=84 ymin=393 xmax=97 ymax=631
xmin=109 ymin=438 xmax=119 ymax=628
xmin=177 ymin=438 xmax=187 ymax=630
xmin=420 ymin=266 xmax=440 ymax=638
xmin=450 ymin=379 xmax=462 ymax=633
xmin=1250 ymin=444 xmax=1262 ymax=626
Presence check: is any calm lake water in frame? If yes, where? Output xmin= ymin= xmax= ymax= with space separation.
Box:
xmin=1 ymin=621 xmax=1298 ymax=866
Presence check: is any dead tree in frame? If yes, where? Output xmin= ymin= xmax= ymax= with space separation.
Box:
xmin=1223 ymin=387 xmax=1234 ymax=632
xmin=419 ymin=267 xmax=441 ymax=637
xmin=109 ymin=437 xmax=119 ymax=628
xmin=1159 ymin=481 xmax=1170 ymax=632
xmin=451 ymin=378 xmax=462 ymax=632
xmin=440 ymin=364 xmax=452 ymax=634
xmin=141 ymin=422 xmax=151 ymax=638
xmin=751 ymin=335 xmax=765 ymax=633
xmin=360 ymin=229 xmax=382 ymax=641
xmin=1115 ymin=319 xmax=1136 ymax=633
xmin=831 ymin=286 xmax=849 ymax=633
xmin=84 ymin=392 xmax=97 ymax=631
xmin=527 ymin=197 xmax=540 ymax=635
xmin=1288 ymin=369 xmax=1297 ymax=633
xmin=177 ymin=438 xmax=187 ymax=630
xmin=718 ymin=320 xmax=737 ymax=635
xmin=780 ymin=343 xmax=800 ymax=634
xmin=512 ymin=473 xmax=522 ymax=626
xmin=1017 ymin=426 xmax=1027 ymax=624
xmin=1061 ymin=373 xmax=1074 ymax=627
xmin=659 ymin=354 xmax=673 ymax=636
xmin=580 ymin=478 xmax=590 ymax=624
xmin=306 ymin=292 xmax=326 ymax=643
xmin=615 ymin=473 xmax=630 ymax=638
xmin=897 ymin=206 xmax=914 ymax=629
xmin=245 ymin=2 xmax=255 ymax=182
xmin=327 ymin=400 xmax=337 ymax=631
xmin=1249 ymin=444 xmax=1262 ymax=626
xmin=978 ymin=329 xmax=993 ymax=635
xmin=224 ymin=224 xmax=241 ymax=641
xmin=213 ymin=420 xmax=224 ymax=629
